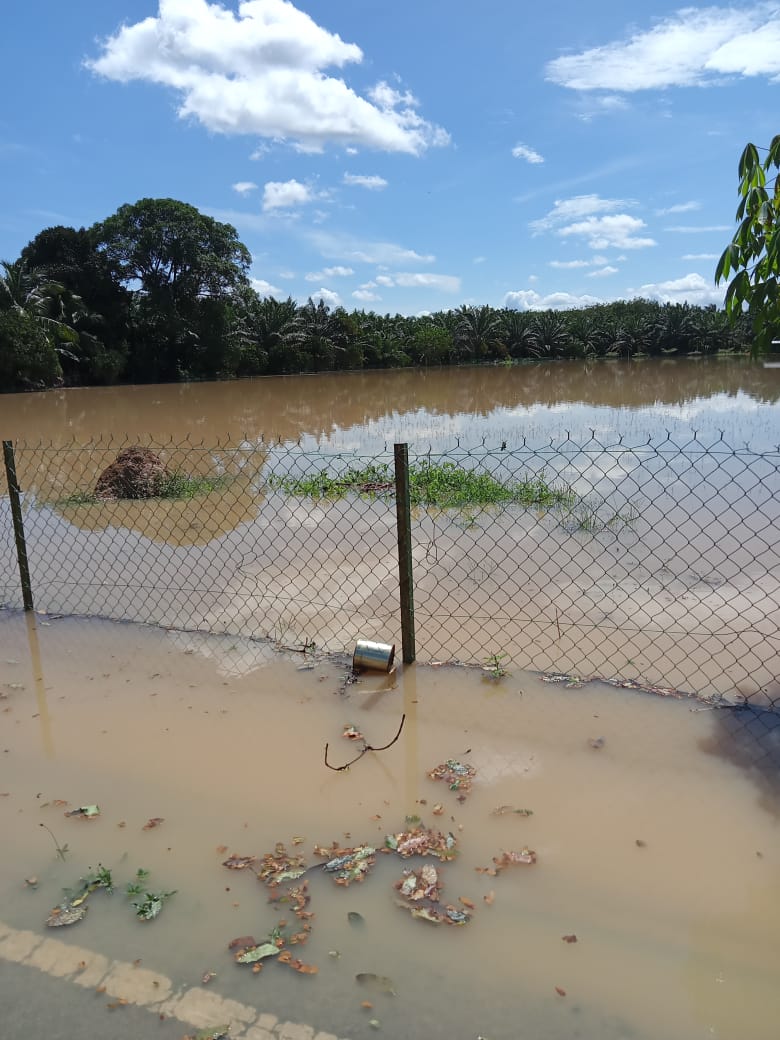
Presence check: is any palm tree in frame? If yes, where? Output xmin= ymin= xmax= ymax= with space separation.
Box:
xmin=0 ymin=258 xmax=90 ymax=360
xmin=454 ymin=305 xmax=506 ymax=360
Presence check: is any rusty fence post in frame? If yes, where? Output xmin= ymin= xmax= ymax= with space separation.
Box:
xmin=2 ymin=440 xmax=34 ymax=611
xmin=394 ymin=442 xmax=416 ymax=664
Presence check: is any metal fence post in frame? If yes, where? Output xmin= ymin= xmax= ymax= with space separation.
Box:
xmin=394 ymin=442 xmax=416 ymax=663
xmin=2 ymin=440 xmax=34 ymax=611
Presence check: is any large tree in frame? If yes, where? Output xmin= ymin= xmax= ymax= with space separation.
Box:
xmin=716 ymin=135 xmax=780 ymax=353
xmin=91 ymin=198 xmax=251 ymax=304
xmin=91 ymin=199 xmax=252 ymax=381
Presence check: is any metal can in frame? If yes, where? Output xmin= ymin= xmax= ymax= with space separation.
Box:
xmin=353 ymin=639 xmax=396 ymax=672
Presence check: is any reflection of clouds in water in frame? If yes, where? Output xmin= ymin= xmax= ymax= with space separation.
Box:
xmin=166 ymin=628 xmax=279 ymax=678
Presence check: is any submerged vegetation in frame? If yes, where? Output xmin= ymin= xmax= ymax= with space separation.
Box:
xmin=270 ymin=460 xmax=574 ymax=510
xmin=0 ymin=198 xmax=758 ymax=393
xmin=57 ymin=472 xmax=231 ymax=506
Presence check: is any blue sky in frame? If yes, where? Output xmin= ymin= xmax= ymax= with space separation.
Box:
xmin=1 ymin=1 xmax=778 ymax=315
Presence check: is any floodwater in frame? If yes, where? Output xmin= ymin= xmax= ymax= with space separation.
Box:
xmin=2 ymin=359 xmax=780 ymax=701
xmin=0 ymin=614 xmax=778 ymax=1040
xmin=1 ymin=357 xmax=780 ymax=450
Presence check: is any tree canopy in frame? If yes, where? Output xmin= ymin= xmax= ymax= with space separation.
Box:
xmin=716 ymin=135 xmax=780 ymax=353
xmin=0 ymin=196 xmax=758 ymax=393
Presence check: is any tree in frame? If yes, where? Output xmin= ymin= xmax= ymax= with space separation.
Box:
xmin=0 ymin=309 xmax=62 ymax=390
xmin=92 ymin=199 xmax=251 ymax=304
xmin=92 ymin=199 xmax=251 ymax=380
xmin=716 ymin=136 xmax=780 ymax=353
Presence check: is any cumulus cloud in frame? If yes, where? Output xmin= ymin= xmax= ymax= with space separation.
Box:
xmin=232 ymin=180 xmax=258 ymax=194
xmin=353 ymin=288 xmax=381 ymax=301
xmin=306 ymin=229 xmax=435 ymax=265
xmin=628 ymin=272 xmax=725 ymax=306
xmin=251 ymin=277 xmax=281 ymax=297
xmin=682 ymin=252 xmax=719 ymax=259
xmin=587 ymin=266 xmax=619 ymax=278
xmin=87 ymin=0 xmax=449 ymax=154
xmin=548 ymin=259 xmax=591 ymax=269
xmin=546 ymin=4 xmax=780 ymax=92
xmin=512 ymin=142 xmax=544 ymax=164
xmin=262 ymin=178 xmax=313 ymax=211
xmin=558 ymin=215 xmax=655 ymax=250
xmin=393 ymin=272 xmax=461 ymax=292
xmin=343 ymin=173 xmax=388 ymax=190
xmin=308 ymin=287 xmax=341 ymax=307
xmin=304 ymin=265 xmax=354 ymax=281
xmin=375 ymin=275 xmax=395 ymax=286
xmin=504 ymin=289 xmax=602 ymax=311
xmin=531 ymin=194 xmax=632 ymax=232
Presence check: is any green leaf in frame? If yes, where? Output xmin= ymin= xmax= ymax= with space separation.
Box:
xmin=235 ymin=943 xmax=280 ymax=964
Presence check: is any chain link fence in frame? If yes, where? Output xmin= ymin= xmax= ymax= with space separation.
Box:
xmin=2 ymin=434 xmax=779 ymax=708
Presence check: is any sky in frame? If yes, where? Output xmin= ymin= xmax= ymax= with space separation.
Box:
xmin=1 ymin=0 xmax=779 ymax=316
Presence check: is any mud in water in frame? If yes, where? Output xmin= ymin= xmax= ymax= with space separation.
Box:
xmin=0 ymin=613 xmax=778 ymax=1040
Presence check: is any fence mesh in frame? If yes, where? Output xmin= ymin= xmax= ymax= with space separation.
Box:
xmin=1 ymin=434 xmax=779 ymax=708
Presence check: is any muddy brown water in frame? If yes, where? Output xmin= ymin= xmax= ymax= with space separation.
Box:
xmin=1 ymin=613 xmax=779 ymax=1040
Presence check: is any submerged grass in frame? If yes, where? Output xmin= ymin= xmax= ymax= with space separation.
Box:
xmin=57 ymin=473 xmax=232 ymax=506
xmin=269 ymin=460 xmax=575 ymax=510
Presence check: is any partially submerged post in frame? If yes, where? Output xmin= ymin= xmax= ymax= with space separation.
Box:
xmin=2 ymin=440 xmax=34 ymax=611
xmin=394 ymin=443 xmax=416 ymax=664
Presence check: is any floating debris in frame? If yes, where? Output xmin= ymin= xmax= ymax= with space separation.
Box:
xmin=348 ymin=911 xmax=366 ymax=928
xmin=131 ymin=890 xmax=176 ymax=921
xmin=356 ymin=973 xmax=397 ymax=996
xmin=65 ymin=805 xmax=100 ymax=819
xmin=255 ymin=843 xmax=307 ymax=887
xmin=385 ymin=825 xmax=457 ymax=860
xmin=490 ymin=806 xmax=533 ymax=817
xmin=323 ymin=845 xmax=376 ymax=886
xmin=562 ymin=934 xmax=578 ymax=943
xmin=142 ymin=817 xmax=165 ymax=830
xmin=46 ymin=901 xmax=88 ymax=927
xmin=427 ymin=760 xmax=476 ymax=798
xmin=234 ymin=942 xmax=280 ymax=964
xmin=476 ymin=848 xmax=537 ymax=876
xmin=222 ymin=854 xmax=256 ymax=870
xmin=588 ymin=737 xmax=605 ymax=750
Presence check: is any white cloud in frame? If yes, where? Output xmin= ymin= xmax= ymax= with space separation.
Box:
xmin=308 ymin=287 xmax=341 ymax=308
xmin=504 ymin=289 xmax=602 ymax=311
xmin=304 ymin=265 xmax=354 ymax=281
xmin=558 ymin=214 xmax=656 ymax=250
xmin=306 ymin=229 xmax=435 ymax=265
xmin=473 ymin=256 xmax=486 ymax=264
xmin=546 ymin=4 xmax=780 ymax=92
xmin=587 ymin=265 xmax=619 ymax=278
xmin=549 ymin=259 xmax=591 ymax=269
xmin=343 ymin=173 xmax=388 ymax=190
xmin=682 ymin=252 xmax=719 ymax=260
xmin=531 ymin=194 xmax=632 ymax=232
xmin=232 ymin=180 xmax=258 ymax=194
xmin=528 ymin=274 xmax=539 ymax=283
xmin=512 ymin=142 xmax=544 ymax=164
xmin=393 ymin=272 xmax=461 ymax=292
xmin=655 ymin=201 xmax=700 ymax=215
xmin=352 ymin=289 xmax=381 ymax=301
xmin=665 ymin=224 xmax=731 ymax=233
xmin=628 ymin=272 xmax=725 ymax=306
xmin=88 ymin=0 xmax=449 ymax=154
xmin=375 ymin=275 xmax=395 ymax=287
xmin=251 ymin=277 xmax=281 ymax=297
xmin=262 ymin=178 xmax=313 ymax=211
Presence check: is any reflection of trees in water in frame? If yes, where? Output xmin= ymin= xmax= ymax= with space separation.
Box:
xmin=2 ymin=358 xmax=778 ymax=447
xmin=20 ymin=445 xmax=267 ymax=546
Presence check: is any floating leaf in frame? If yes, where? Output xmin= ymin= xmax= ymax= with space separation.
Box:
xmin=356 ymin=973 xmax=397 ymax=996
xmin=46 ymin=901 xmax=88 ymax=927
xmin=65 ymin=805 xmax=100 ymax=818
xmin=483 ymin=890 xmax=495 ymax=905
xmin=459 ymin=897 xmax=475 ymax=910
xmin=143 ymin=817 xmax=165 ymax=830
xmin=635 ymin=839 xmax=647 ymax=848
xmin=228 ymin=935 xmax=257 ymax=951
xmin=343 ymin=725 xmax=364 ymax=741
xmin=427 ymin=760 xmax=476 ymax=798
xmin=132 ymin=890 xmax=176 ymax=920
xmin=348 ymin=911 xmax=365 ymax=928
xmin=361 ymin=1001 xmax=374 ymax=1010
xmin=562 ymin=935 xmax=578 ymax=944
xmin=222 ymin=854 xmax=255 ymax=870
xmin=201 ymin=971 xmax=217 ymax=984
xmin=235 ymin=943 xmax=280 ymax=964
xmin=191 ymin=1027 xmax=229 ymax=1040
xmin=588 ymin=737 xmax=605 ymax=750
xmin=555 ymin=986 xmax=567 ymax=997
xmin=490 ymin=806 xmax=533 ymax=817
xmin=432 ymin=804 xmax=444 ymax=816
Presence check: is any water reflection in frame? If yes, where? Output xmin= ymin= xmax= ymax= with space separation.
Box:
xmin=2 ymin=358 xmax=779 ymax=450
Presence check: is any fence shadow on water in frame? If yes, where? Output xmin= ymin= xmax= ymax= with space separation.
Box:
xmin=1 ymin=433 xmax=779 ymax=709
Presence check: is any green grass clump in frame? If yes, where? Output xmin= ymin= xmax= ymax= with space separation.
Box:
xmin=270 ymin=460 xmax=574 ymax=510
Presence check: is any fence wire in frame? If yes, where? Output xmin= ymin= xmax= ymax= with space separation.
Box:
xmin=1 ymin=434 xmax=778 ymax=709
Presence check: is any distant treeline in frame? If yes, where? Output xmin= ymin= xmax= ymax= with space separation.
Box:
xmin=0 ymin=198 xmax=752 ymax=392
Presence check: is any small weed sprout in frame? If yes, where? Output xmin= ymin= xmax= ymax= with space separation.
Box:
xmin=483 ymin=652 xmax=510 ymax=680
xmin=126 ymin=868 xmax=150 ymax=898
xmin=39 ymin=823 xmax=69 ymax=861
